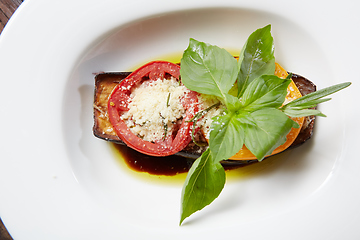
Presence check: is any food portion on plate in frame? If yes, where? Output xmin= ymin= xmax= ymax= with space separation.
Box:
xmin=93 ymin=62 xmax=316 ymax=161
xmin=92 ymin=25 xmax=350 ymax=224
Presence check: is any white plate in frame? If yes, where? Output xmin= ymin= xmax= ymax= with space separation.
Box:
xmin=1 ymin=0 xmax=359 ymax=239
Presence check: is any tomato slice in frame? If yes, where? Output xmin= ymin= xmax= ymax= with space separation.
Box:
xmin=107 ymin=61 xmax=199 ymax=157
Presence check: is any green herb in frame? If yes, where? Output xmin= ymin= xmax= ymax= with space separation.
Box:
xmin=208 ymin=110 xmax=245 ymax=161
xmin=166 ymin=93 xmax=171 ymax=107
xmin=163 ymin=122 xmax=168 ymax=141
xmin=280 ymin=82 xmax=351 ymax=117
xmin=180 ymin=38 xmax=238 ymax=108
xmin=286 ymin=72 xmax=293 ymax=80
xmin=180 ymin=148 xmax=225 ymax=225
xmin=237 ymin=24 xmax=275 ymax=98
xmin=160 ymin=113 xmax=168 ymax=141
xmin=179 ymin=25 xmax=351 ymax=225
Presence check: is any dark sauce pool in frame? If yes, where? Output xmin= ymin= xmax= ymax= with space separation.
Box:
xmin=112 ymin=143 xmax=257 ymax=176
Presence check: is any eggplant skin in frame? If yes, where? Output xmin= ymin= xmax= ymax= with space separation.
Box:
xmin=93 ymin=71 xmax=316 ymax=160
xmin=93 ymin=72 xmax=130 ymax=143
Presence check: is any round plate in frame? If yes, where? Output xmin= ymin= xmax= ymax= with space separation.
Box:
xmin=1 ymin=0 xmax=359 ymax=239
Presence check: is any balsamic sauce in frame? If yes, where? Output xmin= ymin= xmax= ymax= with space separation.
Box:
xmin=112 ymin=144 xmax=193 ymax=176
xmin=112 ymin=143 xmax=257 ymax=176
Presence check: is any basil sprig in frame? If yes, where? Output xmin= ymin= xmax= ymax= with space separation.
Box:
xmin=179 ymin=25 xmax=351 ymax=225
xmin=180 ymin=148 xmax=225 ymax=224
xmin=237 ymin=24 xmax=275 ymax=98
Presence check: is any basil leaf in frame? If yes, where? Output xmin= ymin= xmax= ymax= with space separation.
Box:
xmin=237 ymin=25 xmax=275 ymax=98
xmin=180 ymin=149 xmax=226 ymax=225
xmin=236 ymin=111 xmax=257 ymax=126
xmin=243 ymin=108 xmax=299 ymax=161
xmin=209 ymin=112 xmax=244 ymax=162
xmin=242 ymin=75 xmax=291 ymax=111
xmin=180 ymin=38 xmax=239 ymax=101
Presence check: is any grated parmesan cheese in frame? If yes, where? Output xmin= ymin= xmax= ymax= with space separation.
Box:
xmin=121 ymin=77 xmax=189 ymax=142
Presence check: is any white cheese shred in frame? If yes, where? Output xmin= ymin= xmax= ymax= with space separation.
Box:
xmin=121 ymin=77 xmax=189 ymax=142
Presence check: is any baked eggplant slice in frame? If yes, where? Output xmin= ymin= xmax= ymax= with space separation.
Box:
xmin=93 ymin=71 xmax=316 ymax=161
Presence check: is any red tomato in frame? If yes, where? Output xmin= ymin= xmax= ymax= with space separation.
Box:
xmin=107 ymin=61 xmax=199 ymax=156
